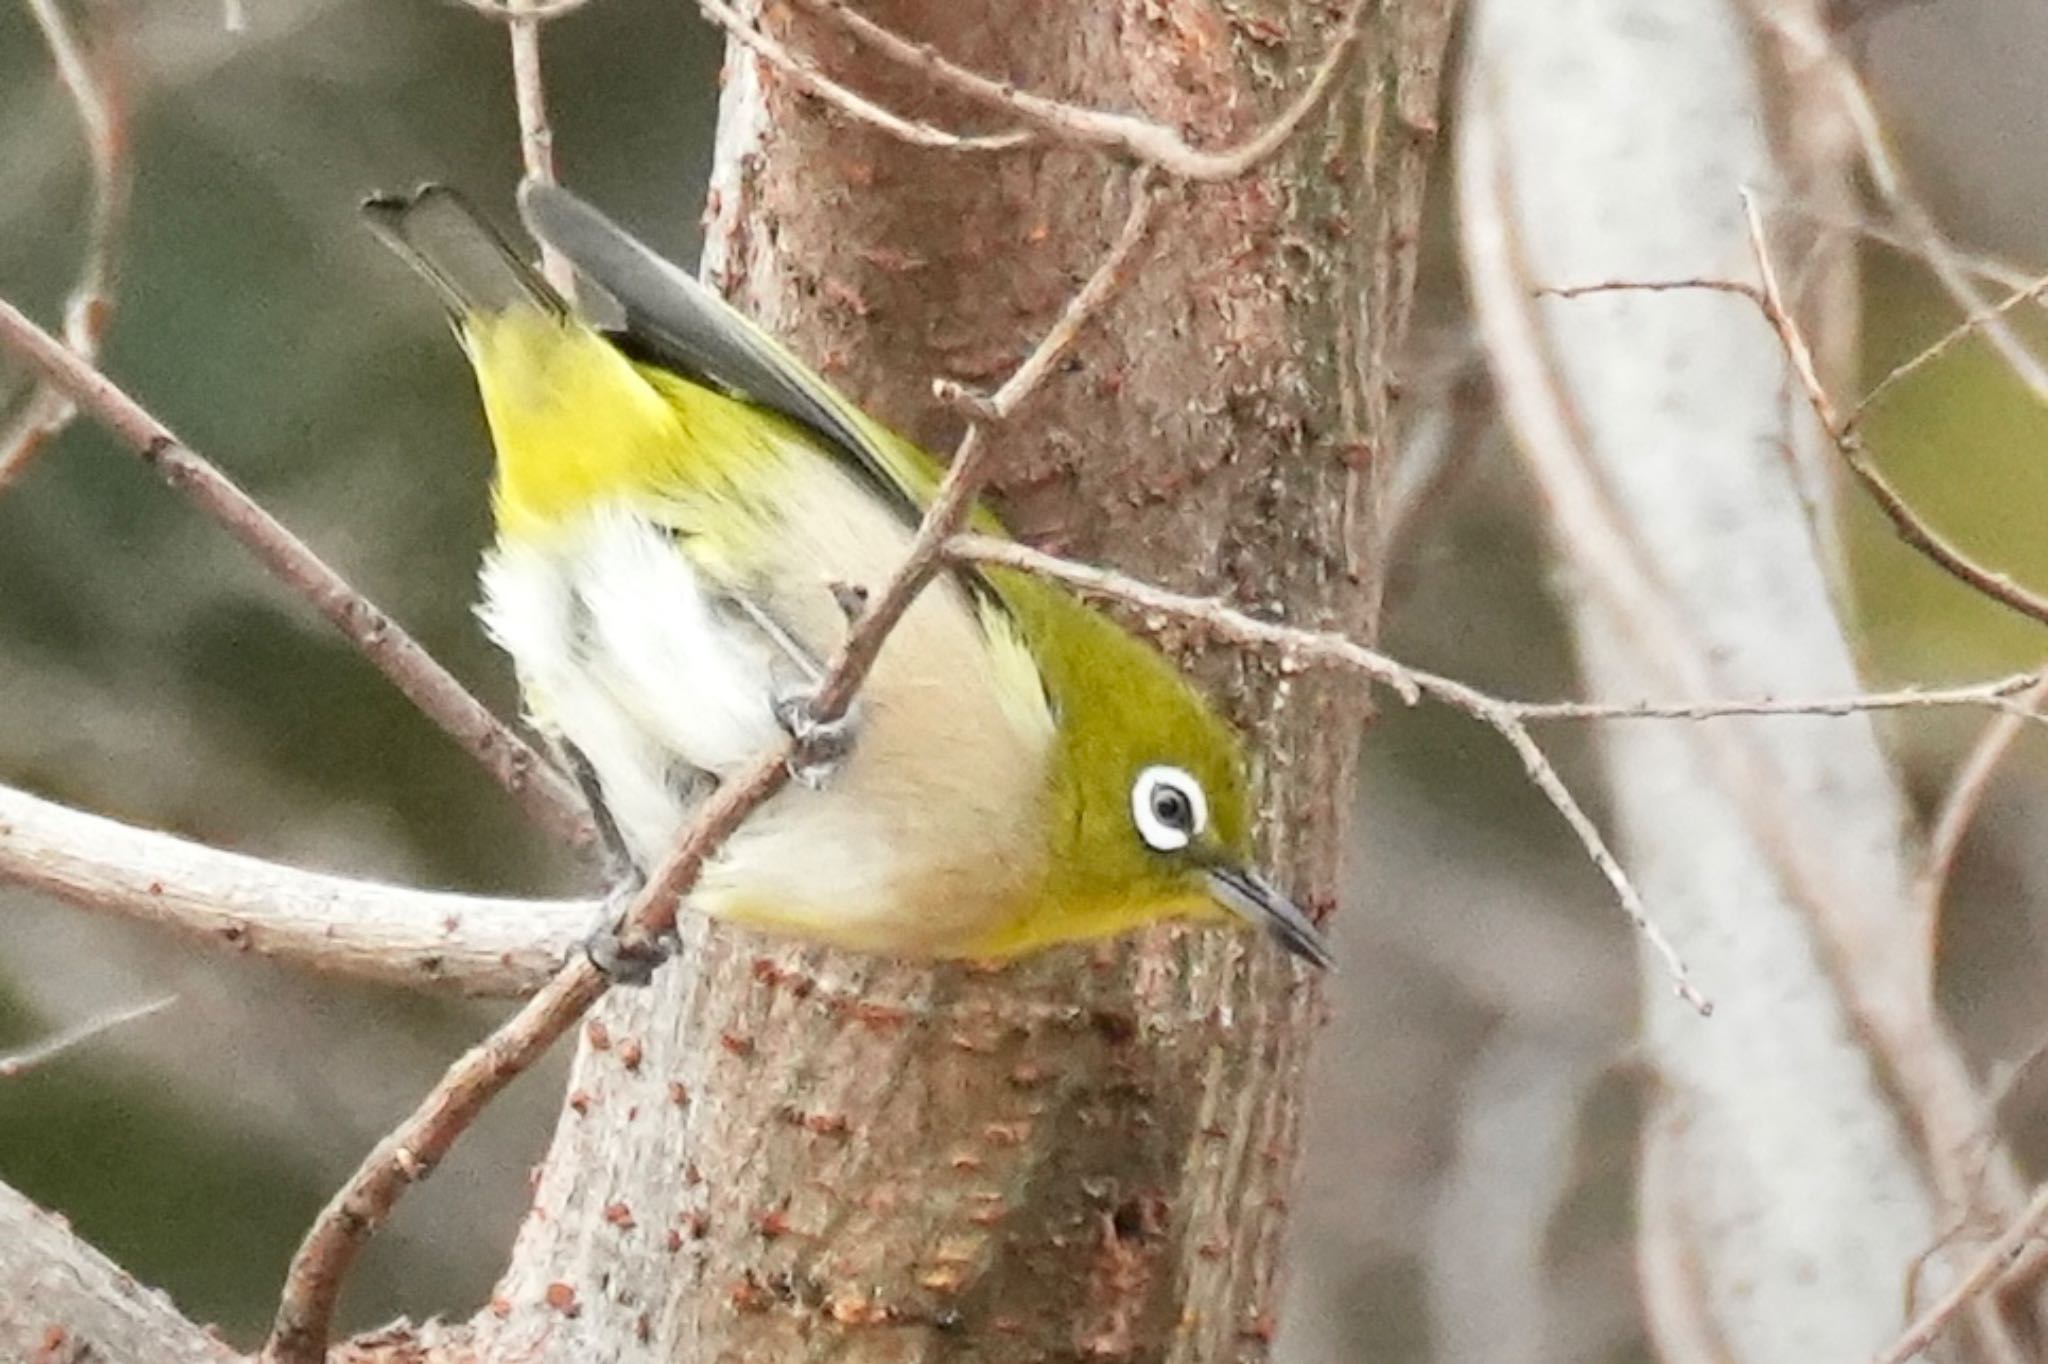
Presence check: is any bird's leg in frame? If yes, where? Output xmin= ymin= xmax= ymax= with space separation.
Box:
xmin=728 ymin=591 xmax=862 ymax=789
xmin=562 ymin=741 xmax=672 ymax=986
xmin=564 ymin=739 xmax=635 ymax=880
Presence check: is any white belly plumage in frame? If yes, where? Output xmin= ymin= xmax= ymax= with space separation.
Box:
xmin=478 ymin=501 xmax=1055 ymax=954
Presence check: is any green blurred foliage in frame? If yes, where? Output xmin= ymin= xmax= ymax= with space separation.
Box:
xmin=0 ymin=992 xmax=325 ymax=1333
xmin=1849 ymin=250 xmax=2048 ymax=1150
xmin=1848 ymin=251 xmax=2048 ymax=695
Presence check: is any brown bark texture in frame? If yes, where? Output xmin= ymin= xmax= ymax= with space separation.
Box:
xmin=0 ymin=1183 xmax=240 ymax=1364
xmin=475 ymin=2 xmax=1452 ymax=1360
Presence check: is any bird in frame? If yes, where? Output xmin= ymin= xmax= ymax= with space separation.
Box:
xmin=361 ymin=180 xmax=1331 ymax=970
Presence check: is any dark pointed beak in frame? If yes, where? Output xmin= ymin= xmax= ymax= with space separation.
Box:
xmin=1205 ymin=865 xmax=1334 ymax=969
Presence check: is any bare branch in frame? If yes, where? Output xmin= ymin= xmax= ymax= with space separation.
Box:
xmin=0 ymin=995 xmax=175 ymax=1080
xmin=943 ymin=167 xmax=1161 ymax=417
xmin=961 ymin=532 xmax=2048 ymax=729
xmin=263 ymin=944 xmax=618 ymax=1364
xmin=1914 ymin=669 xmax=2048 ymax=973
xmin=1536 ymin=278 xmax=1762 ymax=304
xmin=507 ymin=0 xmax=574 ymax=298
xmin=0 ymin=294 xmax=596 ymax=850
xmin=1541 ymin=237 xmax=2048 ymax=638
xmin=698 ymin=0 xmax=1031 ymax=152
xmin=953 ymin=534 xmax=1425 ymax=699
xmin=0 ymin=1182 xmax=238 ymax=1364
xmin=0 ymin=782 xmax=590 ymax=995
xmin=1512 ymin=672 xmax=2048 ymax=725
xmin=1781 ymin=200 xmax=2046 ymax=294
xmin=1832 ymin=436 xmax=2048 ymax=631
xmin=1546 ymin=260 xmax=2048 ymax=455
xmin=1465 ymin=692 xmax=1711 ymax=1015
xmin=1466 ymin=32 xmax=2036 ymax=1349
xmin=0 ymin=0 xmax=131 ymax=488
xmin=262 ymin=168 xmax=1162 ymax=1364
xmin=1765 ymin=11 xmax=2048 ymax=407
xmin=1738 ymin=192 xmax=2048 ymax=632
xmin=949 ymin=534 xmax=1706 ymax=1012
xmin=1851 ymin=272 xmax=2048 ymax=427
xmin=1873 ymin=1182 xmax=2048 ymax=1364
xmin=791 ymin=0 xmax=1367 ymax=181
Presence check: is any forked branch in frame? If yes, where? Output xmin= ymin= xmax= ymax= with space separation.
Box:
xmin=790 ymin=0 xmax=1368 ymax=181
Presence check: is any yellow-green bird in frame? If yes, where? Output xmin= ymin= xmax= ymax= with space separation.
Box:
xmin=363 ymin=181 xmax=1330 ymax=969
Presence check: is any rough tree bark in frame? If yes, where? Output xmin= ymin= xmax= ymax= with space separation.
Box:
xmin=474 ymin=2 xmax=1453 ymax=1360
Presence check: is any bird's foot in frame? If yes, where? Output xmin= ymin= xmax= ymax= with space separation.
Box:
xmin=581 ymin=874 xmax=676 ymax=987
xmin=773 ymin=689 xmax=861 ymax=789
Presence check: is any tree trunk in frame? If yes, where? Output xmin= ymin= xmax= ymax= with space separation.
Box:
xmin=478 ymin=3 xmax=1452 ymax=1359
xmin=1460 ymin=0 xmax=2028 ymax=1358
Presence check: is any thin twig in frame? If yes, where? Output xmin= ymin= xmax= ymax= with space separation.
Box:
xmin=1543 ymin=243 xmax=2048 ymax=633
xmin=698 ymin=0 xmax=1031 ymax=152
xmin=0 ymin=995 xmax=176 ymax=1080
xmin=1771 ymin=198 xmax=2045 ymax=294
xmin=792 ymin=0 xmax=1367 ymax=182
xmin=1537 ymin=278 xmax=1762 ymax=304
xmin=1462 ymin=693 xmax=1711 ymax=1016
xmin=1841 ymin=454 xmax=2048 ymax=628
xmin=954 ymin=534 xmax=1426 ymax=699
xmin=261 ymin=169 xmax=1161 ymax=1364
xmin=0 ymin=295 xmax=595 ymax=849
xmin=812 ymin=168 xmax=1160 ymax=719
xmin=1511 ymin=672 xmax=2047 ymax=725
xmin=0 ymin=781 xmax=589 ymax=996
xmin=950 ymin=534 xmax=1708 ymax=1013
xmin=1914 ymin=668 xmax=2048 ymax=972
xmin=1738 ymin=191 xmax=2048 ymax=632
xmin=261 ymin=751 xmax=780 ymax=1364
xmin=1766 ymin=12 xmax=2048 ymax=407
xmin=1872 ymin=1182 xmax=2048 ymax=1364
xmin=958 ymin=537 xmax=2048 ymax=723
xmin=453 ymin=0 xmax=594 ymax=18
xmin=1473 ymin=77 xmax=2033 ymax=1349
xmin=938 ymin=168 xmax=1161 ymax=419
xmin=1851 ymin=272 xmax=2048 ymax=428
xmin=507 ymin=0 xmax=573 ymax=298
xmin=1 ymin=0 xmax=131 ymax=489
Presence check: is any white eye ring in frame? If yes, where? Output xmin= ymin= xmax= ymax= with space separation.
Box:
xmin=1131 ymin=765 xmax=1208 ymax=853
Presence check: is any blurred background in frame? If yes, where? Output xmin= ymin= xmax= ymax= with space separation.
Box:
xmin=4 ymin=1 xmax=2048 ymax=1358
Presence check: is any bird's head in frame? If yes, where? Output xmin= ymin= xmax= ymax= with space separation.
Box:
xmin=991 ymin=571 xmax=1333 ymax=968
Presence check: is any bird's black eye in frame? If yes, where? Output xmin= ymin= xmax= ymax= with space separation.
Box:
xmin=1131 ymin=765 xmax=1208 ymax=853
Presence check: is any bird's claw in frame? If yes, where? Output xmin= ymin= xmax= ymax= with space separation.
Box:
xmin=774 ymin=690 xmax=860 ymax=789
xmin=581 ymin=877 xmax=676 ymax=987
